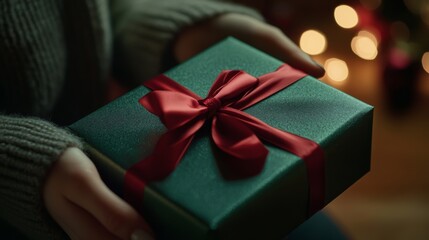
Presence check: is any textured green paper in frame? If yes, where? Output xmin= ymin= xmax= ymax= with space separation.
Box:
xmin=69 ymin=38 xmax=373 ymax=240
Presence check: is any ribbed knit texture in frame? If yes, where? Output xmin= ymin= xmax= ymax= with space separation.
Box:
xmin=111 ymin=0 xmax=262 ymax=86
xmin=52 ymin=0 xmax=111 ymax=125
xmin=0 ymin=0 xmax=66 ymax=118
xmin=0 ymin=0 xmax=262 ymax=239
xmin=0 ymin=115 xmax=83 ymax=239
xmin=0 ymin=0 xmax=111 ymax=125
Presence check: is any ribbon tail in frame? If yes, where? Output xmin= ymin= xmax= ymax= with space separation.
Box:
xmin=220 ymin=107 xmax=325 ymax=215
xmin=124 ymin=171 xmax=146 ymax=211
xmin=232 ymin=64 xmax=306 ymax=110
xmin=212 ymin=115 xmax=268 ymax=178
xmin=301 ymin=146 xmax=325 ymax=214
xmin=124 ymin=118 xmax=205 ymax=206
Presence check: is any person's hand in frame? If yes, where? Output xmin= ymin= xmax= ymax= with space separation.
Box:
xmin=174 ymin=13 xmax=325 ymax=78
xmin=43 ymin=147 xmax=154 ymax=240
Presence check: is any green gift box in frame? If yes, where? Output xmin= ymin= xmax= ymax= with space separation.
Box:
xmin=69 ymin=38 xmax=373 ymax=240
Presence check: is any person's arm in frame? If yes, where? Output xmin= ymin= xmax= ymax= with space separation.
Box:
xmin=173 ymin=12 xmax=325 ymax=78
xmin=0 ymin=0 xmax=152 ymax=238
xmin=110 ymin=0 xmax=324 ymax=87
xmin=110 ymin=0 xmax=264 ymax=86
xmin=0 ymin=115 xmax=153 ymax=240
xmin=44 ymin=147 xmax=153 ymax=240
xmin=0 ymin=115 xmax=81 ymax=240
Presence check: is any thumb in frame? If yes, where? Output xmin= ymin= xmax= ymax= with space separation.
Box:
xmin=62 ymin=148 xmax=154 ymax=240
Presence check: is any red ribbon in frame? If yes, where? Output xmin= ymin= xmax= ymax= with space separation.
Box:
xmin=124 ymin=64 xmax=325 ymax=215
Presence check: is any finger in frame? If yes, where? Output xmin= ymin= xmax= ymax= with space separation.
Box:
xmin=216 ymin=14 xmax=325 ymax=78
xmin=238 ymin=17 xmax=325 ymax=77
xmin=48 ymin=195 xmax=120 ymax=240
xmin=269 ymin=30 xmax=325 ymax=78
xmin=62 ymin=149 xmax=153 ymax=240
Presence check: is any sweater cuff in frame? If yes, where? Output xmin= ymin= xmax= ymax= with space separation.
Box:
xmin=0 ymin=115 xmax=83 ymax=239
xmin=112 ymin=0 xmax=263 ymax=86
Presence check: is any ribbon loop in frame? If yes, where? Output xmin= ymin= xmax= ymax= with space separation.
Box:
xmin=212 ymin=109 xmax=268 ymax=178
xmin=207 ymin=70 xmax=259 ymax=107
xmin=127 ymin=64 xmax=325 ymax=215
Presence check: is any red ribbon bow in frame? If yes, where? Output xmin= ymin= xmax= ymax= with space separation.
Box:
xmin=125 ymin=64 xmax=325 ymax=214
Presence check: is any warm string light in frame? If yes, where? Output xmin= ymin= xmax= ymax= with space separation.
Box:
xmin=325 ymin=58 xmax=349 ymax=82
xmin=307 ymin=1 xmax=429 ymax=80
xmin=309 ymin=2 xmax=429 ymax=83
xmin=422 ymin=52 xmax=429 ymax=74
xmin=334 ymin=5 xmax=359 ymax=29
xmin=333 ymin=4 xmax=379 ymax=61
xmin=299 ymin=30 xmax=327 ymax=55
xmin=358 ymin=30 xmax=379 ymax=46
xmin=351 ymin=33 xmax=378 ymax=60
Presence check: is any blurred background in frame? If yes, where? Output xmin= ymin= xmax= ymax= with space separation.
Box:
xmin=236 ymin=0 xmax=429 ymax=239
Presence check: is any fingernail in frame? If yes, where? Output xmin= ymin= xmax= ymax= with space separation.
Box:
xmin=312 ymin=60 xmax=326 ymax=77
xmin=131 ymin=229 xmax=154 ymax=240
xmin=313 ymin=59 xmax=325 ymax=70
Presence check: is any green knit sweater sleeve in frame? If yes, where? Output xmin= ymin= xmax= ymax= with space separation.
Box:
xmin=110 ymin=0 xmax=263 ymax=85
xmin=0 ymin=115 xmax=82 ymax=239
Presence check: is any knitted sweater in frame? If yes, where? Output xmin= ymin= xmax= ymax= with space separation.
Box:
xmin=0 ymin=0 xmax=261 ymax=239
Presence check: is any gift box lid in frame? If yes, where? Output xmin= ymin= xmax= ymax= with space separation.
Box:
xmin=69 ymin=37 xmax=373 ymax=239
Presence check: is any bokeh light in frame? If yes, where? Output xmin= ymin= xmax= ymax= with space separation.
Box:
xmin=389 ymin=47 xmax=411 ymax=69
xmin=351 ymin=35 xmax=378 ymax=60
xmin=422 ymin=52 xmax=429 ymax=74
xmin=334 ymin=5 xmax=359 ymax=29
xmin=325 ymin=58 xmax=349 ymax=82
xmin=299 ymin=30 xmax=327 ymax=55
xmin=358 ymin=30 xmax=379 ymax=46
